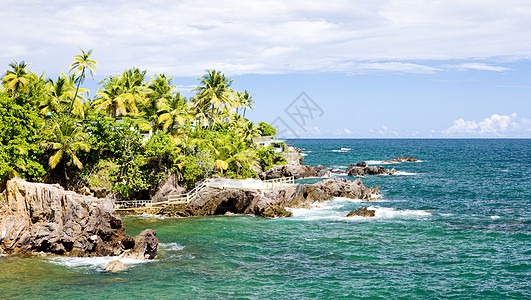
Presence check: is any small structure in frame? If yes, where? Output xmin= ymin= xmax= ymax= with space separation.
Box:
xmin=253 ymin=136 xmax=285 ymax=153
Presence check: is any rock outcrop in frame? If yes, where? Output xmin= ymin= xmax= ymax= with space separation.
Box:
xmin=150 ymin=170 xmax=186 ymax=203
xmin=150 ymin=178 xmax=379 ymax=218
xmin=346 ymin=163 xmax=396 ymax=176
xmin=260 ymin=164 xmax=330 ymax=180
xmin=346 ymin=207 xmax=376 ymax=217
xmin=382 ymin=156 xmax=419 ymax=163
xmin=0 ymin=178 xmax=158 ymax=258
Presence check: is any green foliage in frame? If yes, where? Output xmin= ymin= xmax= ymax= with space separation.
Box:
xmin=107 ymin=118 xmax=152 ymax=197
xmin=258 ymin=122 xmax=277 ymax=136
xmin=0 ymin=93 xmax=46 ymax=181
xmin=257 ymin=146 xmax=287 ymax=171
xmin=179 ymin=156 xmax=203 ymax=189
xmin=1 ymin=56 xmax=282 ymax=198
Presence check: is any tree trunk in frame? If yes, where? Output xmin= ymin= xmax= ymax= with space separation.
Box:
xmin=69 ymin=68 xmax=85 ymax=116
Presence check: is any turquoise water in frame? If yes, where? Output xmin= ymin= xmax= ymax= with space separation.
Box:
xmin=1 ymin=139 xmax=530 ymax=299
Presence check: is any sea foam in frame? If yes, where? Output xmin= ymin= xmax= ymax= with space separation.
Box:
xmin=159 ymin=243 xmax=185 ymax=251
xmin=393 ymin=171 xmax=417 ymax=176
xmin=47 ymin=256 xmax=149 ymax=271
xmin=287 ymin=197 xmax=430 ymax=221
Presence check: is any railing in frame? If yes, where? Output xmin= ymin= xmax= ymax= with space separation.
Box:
xmin=263 ymin=176 xmax=295 ymax=188
xmin=115 ymin=177 xmax=294 ymax=209
xmin=114 ymin=199 xmax=153 ymax=209
xmin=115 ymin=180 xmax=208 ymax=209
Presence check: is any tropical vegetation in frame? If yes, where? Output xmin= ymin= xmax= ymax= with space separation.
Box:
xmin=0 ymin=49 xmax=286 ymax=199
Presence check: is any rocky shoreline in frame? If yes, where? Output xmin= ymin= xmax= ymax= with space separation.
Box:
xmin=0 ymin=155 xmax=418 ymax=257
xmin=120 ymin=178 xmax=380 ymax=218
xmin=0 ymin=178 xmax=158 ymax=259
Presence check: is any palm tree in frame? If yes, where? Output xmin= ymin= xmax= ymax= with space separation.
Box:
xmin=237 ymin=121 xmax=261 ymax=143
xmin=94 ymin=72 xmax=144 ymax=119
xmin=42 ymin=119 xmax=90 ymax=181
xmin=158 ymin=93 xmax=190 ymax=137
xmin=2 ymin=60 xmax=32 ymax=101
xmin=69 ymin=48 xmax=96 ymax=116
xmin=193 ymin=70 xmax=236 ymax=129
xmin=111 ymin=68 xmax=148 ymax=117
xmin=239 ymin=90 xmax=255 ymax=118
xmin=143 ymin=74 xmax=175 ymax=129
xmin=42 ymin=73 xmax=88 ymax=117
xmin=94 ymin=76 xmax=125 ymax=118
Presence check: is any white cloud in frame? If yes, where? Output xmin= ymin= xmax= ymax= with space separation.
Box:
xmin=1 ymin=0 xmax=531 ymax=76
xmin=445 ymin=63 xmax=511 ymax=72
xmin=442 ymin=113 xmax=521 ymax=136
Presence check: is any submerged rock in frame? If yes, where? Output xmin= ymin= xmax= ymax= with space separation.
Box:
xmin=104 ymin=260 xmax=127 ymax=273
xmin=0 ymin=178 xmax=158 ymax=258
xmin=346 ymin=207 xmax=376 ymax=217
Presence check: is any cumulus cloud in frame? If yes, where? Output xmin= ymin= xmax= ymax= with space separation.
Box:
xmin=1 ymin=0 xmax=530 ymax=76
xmin=442 ymin=113 xmax=521 ymax=136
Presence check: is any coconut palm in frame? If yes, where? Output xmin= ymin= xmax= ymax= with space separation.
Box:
xmin=69 ymin=48 xmax=97 ymax=116
xmin=157 ymin=93 xmax=190 ymax=137
xmin=237 ymin=121 xmax=261 ymax=143
xmin=143 ymin=74 xmax=175 ymax=129
xmin=42 ymin=119 xmax=90 ymax=181
xmin=94 ymin=76 xmax=126 ymax=118
xmin=239 ymin=90 xmax=255 ymax=118
xmin=2 ymin=60 xmax=32 ymax=101
xmin=42 ymin=73 xmax=88 ymax=117
xmin=113 ymin=68 xmax=148 ymax=117
xmin=193 ymin=70 xmax=236 ymax=128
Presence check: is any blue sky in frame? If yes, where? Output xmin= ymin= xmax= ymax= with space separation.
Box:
xmin=1 ymin=0 xmax=530 ymax=137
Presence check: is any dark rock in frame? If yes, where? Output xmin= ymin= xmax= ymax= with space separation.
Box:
xmin=346 ymin=207 xmax=376 ymax=217
xmin=346 ymin=164 xmax=396 ymax=177
xmin=382 ymin=156 xmax=419 ymax=163
xmin=260 ymin=164 xmax=330 ymax=180
xmin=122 ymin=229 xmax=158 ymax=260
xmin=152 ymin=178 xmax=380 ymax=219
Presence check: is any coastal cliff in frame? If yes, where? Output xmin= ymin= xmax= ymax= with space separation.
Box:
xmin=0 ymin=178 xmax=158 ymax=258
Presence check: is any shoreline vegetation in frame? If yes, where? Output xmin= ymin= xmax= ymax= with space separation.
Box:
xmin=0 ymin=48 xmax=288 ymax=199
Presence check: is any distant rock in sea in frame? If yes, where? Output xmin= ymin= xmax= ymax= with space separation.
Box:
xmin=259 ymin=164 xmax=330 ymax=180
xmin=0 ymin=178 xmax=158 ymax=258
xmin=382 ymin=156 xmax=419 ymax=163
xmin=345 ymin=163 xmax=396 ymax=177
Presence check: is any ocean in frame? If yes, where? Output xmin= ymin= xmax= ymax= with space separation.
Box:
xmin=1 ymin=139 xmax=530 ymax=299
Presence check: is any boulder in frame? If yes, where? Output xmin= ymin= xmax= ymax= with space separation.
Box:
xmin=150 ymin=170 xmax=186 ymax=203
xmin=122 ymin=229 xmax=158 ymax=260
xmin=104 ymin=260 xmax=127 ymax=273
xmin=0 ymin=178 xmax=158 ymax=258
xmin=346 ymin=207 xmax=376 ymax=217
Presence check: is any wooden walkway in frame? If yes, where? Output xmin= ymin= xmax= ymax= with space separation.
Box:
xmin=114 ymin=177 xmax=295 ymax=209
xmin=114 ymin=180 xmax=208 ymax=209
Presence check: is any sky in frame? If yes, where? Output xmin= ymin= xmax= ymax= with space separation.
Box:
xmin=1 ymin=0 xmax=530 ymax=138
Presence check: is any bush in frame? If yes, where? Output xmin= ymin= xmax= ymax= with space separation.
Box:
xmin=258 ymin=122 xmax=277 ymax=136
